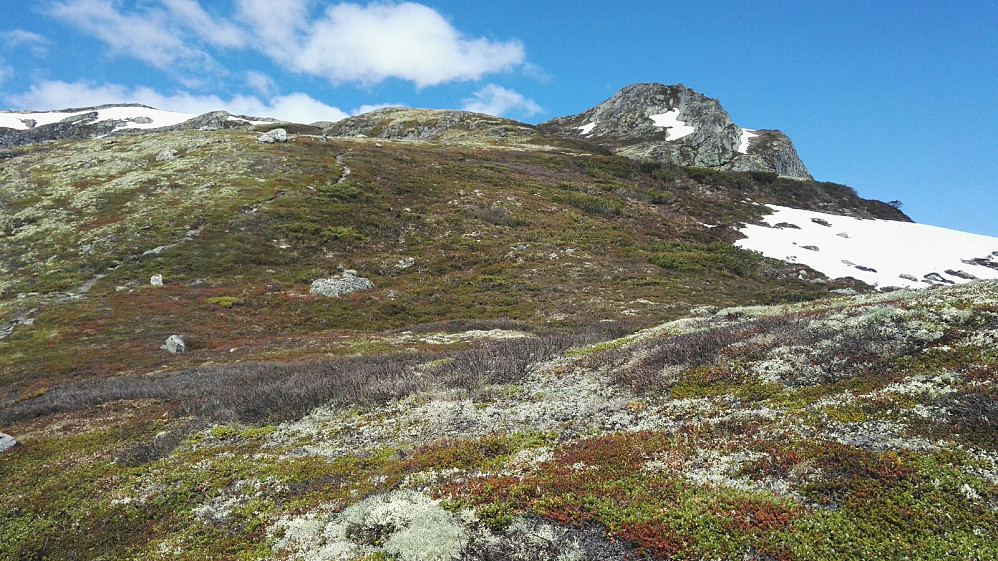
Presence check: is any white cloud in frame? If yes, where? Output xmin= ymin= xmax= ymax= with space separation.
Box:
xmin=242 ymin=1 xmax=526 ymax=87
xmin=0 ymin=61 xmax=11 ymax=85
xmin=1 ymin=29 xmax=50 ymax=56
xmin=161 ymin=0 xmax=246 ymax=48
xmin=5 ymin=80 xmax=351 ymax=123
xmin=235 ymin=0 xmax=310 ymax=56
xmin=461 ymin=84 xmax=541 ymax=118
xmin=245 ymin=70 xmax=277 ymax=97
xmin=42 ymin=1 xmax=530 ymax=90
xmin=47 ymin=0 xmax=199 ymax=68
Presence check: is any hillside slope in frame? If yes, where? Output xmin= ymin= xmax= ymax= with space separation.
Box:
xmin=1 ymin=125 xmax=903 ymax=395
xmin=2 ymin=98 xmax=995 ymax=560
xmin=2 ymin=279 xmax=996 ymax=559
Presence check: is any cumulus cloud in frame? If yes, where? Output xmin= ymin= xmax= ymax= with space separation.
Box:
xmin=461 ymin=84 xmax=541 ymax=118
xmin=5 ymin=80 xmax=352 ymax=123
xmin=285 ymin=2 xmax=526 ymax=87
xmin=56 ymin=0 xmax=526 ymax=88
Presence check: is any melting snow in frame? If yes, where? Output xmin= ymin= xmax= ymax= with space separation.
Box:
xmin=738 ymin=128 xmax=758 ymax=154
xmin=0 ymin=107 xmax=196 ymax=132
xmin=576 ymin=122 xmax=596 ymax=135
xmin=648 ymin=109 xmax=695 ymax=140
xmin=736 ymin=205 xmax=998 ymax=289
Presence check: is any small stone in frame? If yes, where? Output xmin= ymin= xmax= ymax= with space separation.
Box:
xmin=811 ymin=217 xmax=832 ymax=227
xmin=837 ymin=232 xmax=850 ymax=238
xmin=0 ymin=432 xmax=18 ymax=453
xmin=162 ymin=335 xmax=186 ymax=353
xmin=151 ymin=274 xmax=163 ymax=286
xmin=257 ymin=128 xmax=287 ymax=143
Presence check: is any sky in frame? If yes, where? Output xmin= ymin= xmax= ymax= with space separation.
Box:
xmin=1 ymin=1 xmax=996 ymax=237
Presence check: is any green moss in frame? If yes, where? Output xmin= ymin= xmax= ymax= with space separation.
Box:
xmin=206 ymin=296 xmax=244 ymax=308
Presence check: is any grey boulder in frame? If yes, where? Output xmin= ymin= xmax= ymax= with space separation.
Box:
xmin=257 ymin=128 xmax=288 ymax=143
xmin=0 ymin=432 xmax=17 ymax=453
xmin=162 ymin=334 xmax=187 ymax=353
xmin=310 ymin=270 xmax=374 ymax=298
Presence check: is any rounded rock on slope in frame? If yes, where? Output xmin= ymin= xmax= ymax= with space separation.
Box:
xmin=257 ymin=128 xmax=288 ymax=143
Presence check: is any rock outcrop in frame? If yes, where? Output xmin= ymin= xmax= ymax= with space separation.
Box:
xmin=322 ymin=107 xmax=539 ymax=144
xmin=310 ymin=270 xmax=374 ymax=298
xmin=539 ymin=83 xmax=813 ymax=179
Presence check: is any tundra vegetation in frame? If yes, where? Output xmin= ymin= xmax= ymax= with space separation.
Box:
xmin=1 ymin=125 xmax=995 ymax=560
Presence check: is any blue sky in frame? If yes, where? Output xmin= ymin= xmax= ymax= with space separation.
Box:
xmin=2 ymin=1 xmax=996 ymax=236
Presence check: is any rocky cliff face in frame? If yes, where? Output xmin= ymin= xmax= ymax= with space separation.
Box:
xmin=539 ymin=83 xmax=813 ymax=179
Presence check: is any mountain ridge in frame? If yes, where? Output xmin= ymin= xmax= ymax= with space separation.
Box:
xmin=539 ymin=83 xmax=812 ymax=179
xmin=3 ymin=83 xmax=812 ymax=181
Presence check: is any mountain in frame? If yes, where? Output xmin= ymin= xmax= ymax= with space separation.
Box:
xmin=0 ymin=104 xmax=276 ymax=152
xmin=2 ymin=87 xmax=998 ymax=560
xmin=540 ymin=83 xmax=813 ymax=179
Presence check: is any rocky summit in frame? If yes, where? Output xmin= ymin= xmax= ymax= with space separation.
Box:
xmin=1 ymin=84 xmax=997 ymax=561
xmin=540 ymin=83 xmax=812 ymax=179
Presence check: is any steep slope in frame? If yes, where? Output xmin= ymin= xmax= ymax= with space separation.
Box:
xmin=539 ymin=83 xmax=813 ymax=179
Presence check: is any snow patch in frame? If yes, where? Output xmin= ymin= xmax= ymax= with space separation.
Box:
xmin=738 ymin=128 xmax=758 ymax=154
xmin=0 ymin=106 xmax=195 ymax=132
xmin=576 ymin=122 xmax=596 ymax=135
xmin=735 ymin=205 xmax=998 ymax=289
xmin=228 ymin=115 xmax=276 ymax=126
xmin=649 ymin=109 xmax=695 ymax=140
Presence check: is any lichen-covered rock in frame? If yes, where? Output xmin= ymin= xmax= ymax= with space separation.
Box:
xmin=0 ymin=431 xmax=17 ymax=453
xmin=162 ymin=334 xmax=186 ymax=353
xmin=155 ymin=149 xmax=177 ymax=161
xmin=309 ymin=270 xmax=374 ymax=298
xmin=257 ymin=128 xmax=288 ymax=143
xmin=150 ymin=274 xmax=163 ymax=286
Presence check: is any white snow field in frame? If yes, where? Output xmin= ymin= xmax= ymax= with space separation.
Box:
xmin=0 ymin=106 xmax=197 ymax=132
xmin=736 ymin=205 xmax=998 ymax=289
xmin=576 ymin=122 xmax=596 ymax=135
xmin=649 ymin=109 xmax=696 ymax=140
xmin=738 ymin=128 xmax=758 ymax=154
